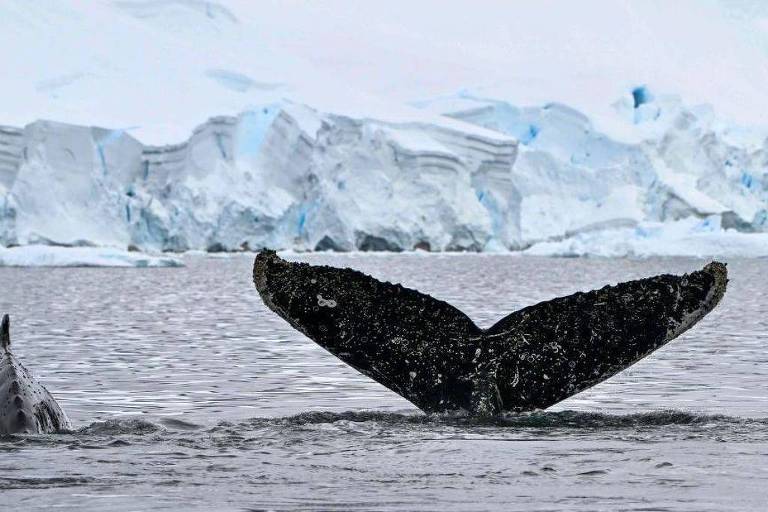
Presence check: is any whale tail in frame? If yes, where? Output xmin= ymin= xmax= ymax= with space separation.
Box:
xmin=1 ymin=314 xmax=9 ymax=351
xmin=253 ymin=251 xmax=727 ymax=416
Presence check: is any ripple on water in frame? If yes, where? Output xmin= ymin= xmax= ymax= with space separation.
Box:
xmin=1 ymin=255 xmax=767 ymax=511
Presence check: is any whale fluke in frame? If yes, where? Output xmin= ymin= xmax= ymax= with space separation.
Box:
xmin=253 ymin=251 xmax=727 ymax=416
xmin=0 ymin=315 xmax=72 ymax=434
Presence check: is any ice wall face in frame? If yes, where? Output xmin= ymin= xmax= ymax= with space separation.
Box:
xmin=435 ymin=93 xmax=768 ymax=249
xmin=0 ymin=126 xmax=22 ymax=244
xmin=0 ymin=104 xmax=519 ymax=252
xmin=445 ymin=101 xmax=653 ymax=245
xmin=10 ymin=121 xmax=144 ymax=248
xmin=284 ymin=112 xmax=519 ymax=252
xmin=1 ymin=91 xmax=766 ymax=255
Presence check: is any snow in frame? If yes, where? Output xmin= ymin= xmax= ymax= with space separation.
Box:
xmin=525 ymin=218 xmax=768 ymax=259
xmin=4 ymin=0 xmax=768 ymax=142
xmin=1 ymin=1 xmax=767 ymax=257
xmin=0 ymin=245 xmax=183 ymax=267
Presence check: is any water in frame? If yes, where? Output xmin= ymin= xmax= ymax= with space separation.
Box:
xmin=1 ymin=254 xmax=767 ymax=511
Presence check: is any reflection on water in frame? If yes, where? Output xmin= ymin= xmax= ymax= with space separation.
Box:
xmin=1 ymin=254 xmax=767 ymax=510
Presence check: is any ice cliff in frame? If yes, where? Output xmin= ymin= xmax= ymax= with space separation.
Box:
xmin=1 ymin=89 xmax=767 ymax=256
xmin=430 ymin=91 xmax=768 ymax=254
xmin=0 ymin=103 xmax=518 ymax=252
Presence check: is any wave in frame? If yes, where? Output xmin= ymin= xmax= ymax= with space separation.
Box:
xmin=238 ymin=408 xmax=767 ymax=429
xmin=77 ymin=417 xmax=166 ymax=435
xmin=2 ymin=409 xmax=765 ymax=443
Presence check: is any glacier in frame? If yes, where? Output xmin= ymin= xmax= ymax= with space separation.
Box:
xmin=0 ymin=90 xmax=766 ymax=256
xmin=0 ymin=103 xmax=519 ymax=253
xmin=0 ymin=89 xmax=768 ymax=255
xmin=2 ymin=1 xmax=768 ymax=258
xmin=423 ymin=91 xmax=768 ymax=255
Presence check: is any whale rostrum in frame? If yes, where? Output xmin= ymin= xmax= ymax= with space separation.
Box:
xmin=253 ymin=251 xmax=727 ymax=416
xmin=0 ymin=315 xmax=72 ymax=434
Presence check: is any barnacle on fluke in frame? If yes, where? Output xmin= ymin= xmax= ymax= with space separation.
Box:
xmin=253 ymin=251 xmax=727 ymax=416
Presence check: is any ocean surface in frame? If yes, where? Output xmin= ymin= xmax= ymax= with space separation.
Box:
xmin=1 ymin=254 xmax=767 ymax=511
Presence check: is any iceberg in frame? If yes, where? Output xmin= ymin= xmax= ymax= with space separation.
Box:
xmin=0 ymin=245 xmax=183 ymax=268
xmin=525 ymin=218 xmax=768 ymax=259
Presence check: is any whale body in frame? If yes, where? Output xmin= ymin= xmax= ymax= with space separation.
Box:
xmin=0 ymin=315 xmax=72 ymax=434
xmin=253 ymin=251 xmax=727 ymax=416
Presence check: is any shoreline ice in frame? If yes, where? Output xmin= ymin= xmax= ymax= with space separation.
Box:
xmin=0 ymin=245 xmax=183 ymax=268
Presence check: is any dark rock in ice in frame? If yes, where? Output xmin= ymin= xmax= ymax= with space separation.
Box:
xmin=0 ymin=315 xmax=72 ymax=434
xmin=356 ymin=234 xmax=403 ymax=252
xmin=314 ymin=235 xmax=345 ymax=252
xmin=253 ymin=251 xmax=728 ymax=416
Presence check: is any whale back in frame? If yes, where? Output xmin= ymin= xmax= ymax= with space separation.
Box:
xmin=1 ymin=314 xmax=9 ymax=351
xmin=0 ymin=315 xmax=72 ymax=434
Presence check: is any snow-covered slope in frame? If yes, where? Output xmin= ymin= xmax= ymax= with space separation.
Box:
xmin=1 ymin=0 xmax=768 ymax=256
xmin=5 ymin=0 xmax=768 ymax=140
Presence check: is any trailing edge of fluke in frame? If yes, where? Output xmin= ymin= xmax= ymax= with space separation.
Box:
xmin=253 ymin=251 xmax=727 ymax=416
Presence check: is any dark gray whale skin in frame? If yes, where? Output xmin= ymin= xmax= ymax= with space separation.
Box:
xmin=253 ymin=251 xmax=728 ymax=416
xmin=0 ymin=315 xmax=72 ymax=434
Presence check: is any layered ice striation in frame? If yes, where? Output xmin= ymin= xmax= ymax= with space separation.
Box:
xmin=0 ymin=89 xmax=766 ymax=256
xmin=0 ymin=103 xmax=517 ymax=252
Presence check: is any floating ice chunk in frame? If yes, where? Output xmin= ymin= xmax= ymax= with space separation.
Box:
xmin=0 ymin=245 xmax=183 ymax=267
xmin=525 ymin=218 xmax=768 ymax=258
